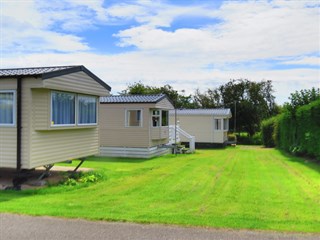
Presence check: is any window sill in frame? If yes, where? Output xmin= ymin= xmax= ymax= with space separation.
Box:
xmin=36 ymin=125 xmax=98 ymax=131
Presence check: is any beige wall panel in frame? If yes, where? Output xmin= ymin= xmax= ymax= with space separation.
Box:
xmin=30 ymin=128 xmax=99 ymax=168
xmin=0 ymin=78 xmax=17 ymax=168
xmin=151 ymin=127 xmax=169 ymax=140
xmin=100 ymin=129 xmax=149 ymax=148
xmin=32 ymin=89 xmax=50 ymax=130
xmin=99 ymin=103 xmax=153 ymax=148
xmin=170 ymin=115 xmax=213 ymax=143
xmin=43 ymin=71 xmax=109 ymax=96
xmin=21 ymin=78 xmax=44 ymax=168
xmin=155 ymin=98 xmax=174 ymax=109
xmin=213 ymin=131 xmax=225 ymax=143
xmin=0 ymin=78 xmax=17 ymax=89
xmin=0 ymin=128 xmax=17 ymax=168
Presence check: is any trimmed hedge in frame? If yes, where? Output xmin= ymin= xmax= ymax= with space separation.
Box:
xmin=265 ymin=99 xmax=320 ymax=160
xmin=261 ymin=117 xmax=276 ymax=147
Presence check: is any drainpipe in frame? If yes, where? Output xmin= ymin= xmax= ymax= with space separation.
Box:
xmin=16 ymin=77 xmax=22 ymax=171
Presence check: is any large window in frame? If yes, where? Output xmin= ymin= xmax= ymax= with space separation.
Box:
xmin=51 ymin=91 xmax=97 ymax=126
xmin=0 ymin=91 xmax=15 ymax=126
xmin=126 ymin=109 xmax=142 ymax=127
xmin=152 ymin=110 xmax=169 ymax=127
xmin=78 ymin=95 xmax=97 ymax=125
xmin=51 ymin=92 xmax=75 ymax=126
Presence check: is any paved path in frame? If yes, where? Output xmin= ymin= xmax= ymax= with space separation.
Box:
xmin=0 ymin=214 xmax=319 ymax=240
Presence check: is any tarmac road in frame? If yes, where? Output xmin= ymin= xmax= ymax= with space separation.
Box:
xmin=0 ymin=213 xmax=319 ymax=240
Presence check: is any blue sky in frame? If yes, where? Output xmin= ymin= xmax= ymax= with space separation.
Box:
xmin=1 ymin=0 xmax=319 ymax=104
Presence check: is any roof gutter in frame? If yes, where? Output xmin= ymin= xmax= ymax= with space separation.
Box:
xmin=16 ymin=77 xmax=22 ymax=171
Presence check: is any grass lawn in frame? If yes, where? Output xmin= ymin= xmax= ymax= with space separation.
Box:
xmin=0 ymin=146 xmax=319 ymax=233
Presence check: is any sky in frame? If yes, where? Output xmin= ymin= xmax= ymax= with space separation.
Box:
xmin=1 ymin=0 xmax=319 ymax=104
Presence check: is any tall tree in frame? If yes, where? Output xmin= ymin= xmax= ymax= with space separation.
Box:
xmin=284 ymin=87 xmax=320 ymax=115
xmin=194 ymin=79 xmax=278 ymax=136
xmin=120 ymin=82 xmax=196 ymax=108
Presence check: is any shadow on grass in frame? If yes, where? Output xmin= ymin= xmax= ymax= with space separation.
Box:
xmin=277 ymin=149 xmax=320 ymax=174
xmin=89 ymin=156 xmax=156 ymax=163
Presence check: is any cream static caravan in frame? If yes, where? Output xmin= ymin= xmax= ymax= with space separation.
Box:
xmin=99 ymin=94 xmax=174 ymax=158
xmin=0 ymin=66 xmax=111 ymax=170
xmin=169 ymin=109 xmax=232 ymax=148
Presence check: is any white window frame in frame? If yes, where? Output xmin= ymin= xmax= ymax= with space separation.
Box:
xmin=78 ymin=94 xmax=98 ymax=126
xmin=0 ymin=90 xmax=16 ymax=127
xmin=125 ymin=109 xmax=143 ymax=127
xmin=151 ymin=110 xmax=161 ymax=127
xmin=161 ymin=110 xmax=169 ymax=127
xmin=214 ymin=118 xmax=222 ymax=131
xmin=51 ymin=91 xmax=76 ymax=127
xmin=223 ymin=118 xmax=229 ymax=131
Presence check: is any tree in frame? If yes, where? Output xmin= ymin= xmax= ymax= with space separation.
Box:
xmin=120 ymin=82 xmax=196 ymax=108
xmin=284 ymin=87 xmax=320 ymax=115
xmin=194 ymin=79 xmax=278 ymax=136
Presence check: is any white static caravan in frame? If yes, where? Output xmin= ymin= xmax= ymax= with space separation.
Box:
xmin=0 ymin=66 xmax=111 ymax=170
xmin=169 ymin=109 xmax=232 ymax=148
xmin=99 ymin=94 xmax=174 ymax=158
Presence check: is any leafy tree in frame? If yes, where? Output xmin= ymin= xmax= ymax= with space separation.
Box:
xmin=194 ymin=79 xmax=278 ymax=136
xmin=120 ymin=82 xmax=196 ymax=108
xmin=283 ymin=87 xmax=320 ymax=115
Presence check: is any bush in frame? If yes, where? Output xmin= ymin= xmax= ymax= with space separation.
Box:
xmin=261 ymin=117 xmax=276 ymax=147
xmin=227 ymin=133 xmax=237 ymax=142
xmin=236 ymin=132 xmax=261 ymax=145
xmin=273 ymin=99 xmax=320 ymax=160
xmin=62 ymin=171 xmax=104 ymax=186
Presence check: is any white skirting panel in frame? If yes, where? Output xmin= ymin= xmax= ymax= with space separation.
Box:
xmin=99 ymin=146 xmax=170 ymax=158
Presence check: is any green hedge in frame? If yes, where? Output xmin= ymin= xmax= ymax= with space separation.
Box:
xmin=271 ymin=99 xmax=320 ymax=160
xmin=261 ymin=117 xmax=276 ymax=147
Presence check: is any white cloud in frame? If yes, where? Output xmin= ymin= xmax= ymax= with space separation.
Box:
xmin=1 ymin=0 xmax=319 ymax=104
xmin=114 ymin=0 xmax=319 ymax=63
xmin=1 ymin=0 xmax=90 ymax=53
xmin=281 ymin=57 xmax=320 ymax=66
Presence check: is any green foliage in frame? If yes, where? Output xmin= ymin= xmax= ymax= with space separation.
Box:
xmin=227 ymin=133 xmax=237 ymax=142
xmin=236 ymin=132 xmax=261 ymax=145
xmin=261 ymin=117 xmax=277 ymax=147
xmin=284 ymin=87 xmax=320 ymax=115
xmin=62 ymin=171 xmax=103 ymax=186
xmin=120 ymin=82 xmax=197 ymax=108
xmin=273 ymin=99 xmax=320 ymax=160
xmin=194 ymin=79 xmax=278 ymax=135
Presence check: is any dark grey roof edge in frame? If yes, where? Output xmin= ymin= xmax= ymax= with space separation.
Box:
xmin=100 ymin=94 xmax=172 ymax=104
xmin=42 ymin=65 xmax=111 ymax=91
xmin=0 ymin=65 xmax=74 ymax=78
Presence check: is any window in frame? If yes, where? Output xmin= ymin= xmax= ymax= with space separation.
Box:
xmin=223 ymin=119 xmax=229 ymax=130
xmin=51 ymin=91 xmax=75 ymax=126
xmin=152 ymin=110 xmax=169 ymax=127
xmin=214 ymin=119 xmax=222 ymax=130
xmin=152 ymin=110 xmax=160 ymax=127
xmin=78 ymin=95 xmax=97 ymax=125
xmin=161 ymin=110 xmax=168 ymax=126
xmin=127 ymin=110 xmax=142 ymax=127
xmin=0 ymin=91 xmax=15 ymax=126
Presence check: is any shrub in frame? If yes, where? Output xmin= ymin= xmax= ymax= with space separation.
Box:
xmin=261 ymin=117 xmax=276 ymax=147
xmin=236 ymin=132 xmax=261 ymax=145
xmin=273 ymin=99 xmax=320 ymax=160
xmin=62 ymin=171 xmax=104 ymax=186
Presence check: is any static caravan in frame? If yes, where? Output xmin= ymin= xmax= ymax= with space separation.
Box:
xmin=169 ymin=109 xmax=232 ymax=148
xmin=0 ymin=65 xmax=111 ymax=170
xmin=99 ymin=94 xmax=174 ymax=158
